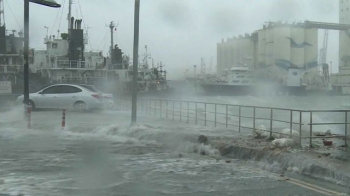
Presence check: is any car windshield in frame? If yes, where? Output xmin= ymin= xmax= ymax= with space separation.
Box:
xmin=2 ymin=1 xmax=349 ymax=196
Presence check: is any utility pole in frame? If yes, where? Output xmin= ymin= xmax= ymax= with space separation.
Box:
xmin=23 ymin=0 xmax=60 ymax=113
xmin=131 ymin=0 xmax=140 ymax=124
xmin=23 ymin=0 xmax=30 ymax=107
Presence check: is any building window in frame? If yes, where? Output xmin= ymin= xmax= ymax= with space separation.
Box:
xmin=52 ymin=43 xmax=58 ymax=49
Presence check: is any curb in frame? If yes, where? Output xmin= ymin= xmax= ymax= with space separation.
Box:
xmin=214 ymin=143 xmax=350 ymax=187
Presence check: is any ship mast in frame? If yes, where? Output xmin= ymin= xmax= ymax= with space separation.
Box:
xmin=0 ymin=0 xmax=4 ymax=27
xmin=109 ymin=21 xmax=115 ymax=60
xmin=68 ymin=0 xmax=72 ymax=32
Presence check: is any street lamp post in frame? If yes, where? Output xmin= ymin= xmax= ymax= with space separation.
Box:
xmin=131 ymin=0 xmax=140 ymax=124
xmin=23 ymin=0 xmax=60 ymax=109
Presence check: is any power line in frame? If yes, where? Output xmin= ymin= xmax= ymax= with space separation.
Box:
xmin=98 ymin=28 xmax=108 ymax=51
xmin=57 ymin=0 xmax=66 ymax=36
xmin=4 ymin=0 xmax=21 ymax=29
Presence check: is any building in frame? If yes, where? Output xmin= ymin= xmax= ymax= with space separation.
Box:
xmin=217 ymin=34 xmax=255 ymax=75
xmin=339 ymin=0 xmax=350 ymax=67
xmin=329 ymin=0 xmax=350 ymax=94
xmin=217 ymin=22 xmax=318 ymax=86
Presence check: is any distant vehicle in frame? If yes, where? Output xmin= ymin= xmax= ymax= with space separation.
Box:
xmin=77 ymin=84 xmax=115 ymax=108
xmin=16 ymin=84 xmax=103 ymax=111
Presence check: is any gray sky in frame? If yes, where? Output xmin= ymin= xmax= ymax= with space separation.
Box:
xmin=4 ymin=0 xmax=339 ymax=79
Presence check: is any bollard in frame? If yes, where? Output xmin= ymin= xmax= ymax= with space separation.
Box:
xmin=62 ymin=109 xmax=66 ymax=129
xmin=27 ymin=105 xmax=32 ymax=129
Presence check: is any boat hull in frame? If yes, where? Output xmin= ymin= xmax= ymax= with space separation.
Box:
xmin=200 ymin=84 xmax=317 ymax=96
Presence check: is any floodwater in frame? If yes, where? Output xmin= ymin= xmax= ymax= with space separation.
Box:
xmin=0 ymin=109 xmax=342 ymax=196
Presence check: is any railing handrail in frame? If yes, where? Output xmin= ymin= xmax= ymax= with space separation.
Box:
xmin=117 ymin=97 xmax=349 ymax=148
xmin=122 ymin=97 xmax=350 ymax=113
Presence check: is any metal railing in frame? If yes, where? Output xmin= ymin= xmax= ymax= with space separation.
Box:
xmin=117 ymin=97 xmax=349 ymax=148
xmin=57 ymin=60 xmax=88 ymax=69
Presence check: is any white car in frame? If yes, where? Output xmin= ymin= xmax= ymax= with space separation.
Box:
xmin=16 ymin=84 xmax=103 ymax=111
xmin=78 ymin=84 xmax=115 ymax=108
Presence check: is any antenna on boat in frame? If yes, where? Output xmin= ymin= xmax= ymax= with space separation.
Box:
xmin=109 ymin=21 xmax=118 ymax=60
xmin=0 ymin=0 xmax=4 ymax=26
xmin=44 ymin=26 xmax=49 ymax=39
xmin=201 ymin=58 xmax=206 ymax=75
xmin=68 ymin=0 xmax=73 ymax=33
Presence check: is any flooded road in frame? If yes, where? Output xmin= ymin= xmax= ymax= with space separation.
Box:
xmin=0 ymin=109 xmax=347 ymax=195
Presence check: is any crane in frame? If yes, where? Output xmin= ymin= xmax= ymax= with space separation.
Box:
xmin=320 ymin=30 xmax=330 ymax=82
xmin=319 ymin=29 xmax=329 ymax=65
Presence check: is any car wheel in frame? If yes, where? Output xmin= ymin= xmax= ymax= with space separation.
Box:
xmin=74 ymin=101 xmax=87 ymax=112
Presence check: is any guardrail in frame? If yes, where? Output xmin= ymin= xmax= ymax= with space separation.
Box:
xmin=117 ymin=97 xmax=349 ymax=148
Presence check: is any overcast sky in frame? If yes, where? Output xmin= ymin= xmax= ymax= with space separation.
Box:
xmin=4 ymin=0 xmax=340 ymax=79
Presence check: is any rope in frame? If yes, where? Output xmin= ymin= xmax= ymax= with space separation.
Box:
xmin=77 ymin=0 xmax=93 ymax=51
xmin=49 ymin=0 xmax=61 ymax=36
xmin=57 ymin=0 xmax=66 ymax=36
xmin=4 ymin=0 xmax=21 ymax=29
xmin=97 ymin=28 xmax=108 ymax=51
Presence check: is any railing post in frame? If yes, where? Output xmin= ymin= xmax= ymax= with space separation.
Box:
xmin=160 ymin=99 xmax=162 ymax=118
xmin=215 ymin=104 xmax=217 ymax=127
xmin=154 ymin=99 xmax=156 ymax=117
xmin=239 ymin=106 xmax=241 ymax=133
xmin=173 ymin=100 xmax=175 ymax=121
xmin=180 ymin=101 xmax=182 ymax=122
xmin=187 ymin=102 xmax=190 ymax=123
xmin=310 ymin=112 xmax=313 ymax=148
xmin=290 ymin=110 xmax=293 ymax=137
xmin=204 ymin=103 xmax=207 ymax=126
xmin=226 ymin=105 xmax=228 ymax=128
xmin=195 ymin=102 xmax=198 ymax=125
xmin=299 ymin=111 xmax=302 ymax=148
xmin=345 ymin=111 xmax=348 ymax=147
xmin=253 ymin=107 xmax=256 ymax=131
xmin=270 ymin=108 xmax=273 ymax=139
xmin=166 ymin=101 xmax=168 ymax=119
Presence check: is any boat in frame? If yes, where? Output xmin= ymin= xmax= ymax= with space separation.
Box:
xmin=0 ymin=0 xmax=170 ymax=97
xmin=200 ymin=65 xmax=310 ymax=96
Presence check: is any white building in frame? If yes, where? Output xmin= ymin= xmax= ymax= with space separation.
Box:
xmin=329 ymin=0 xmax=350 ymax=94
xmin=217 ymin=22 xmax=318 ymax=87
